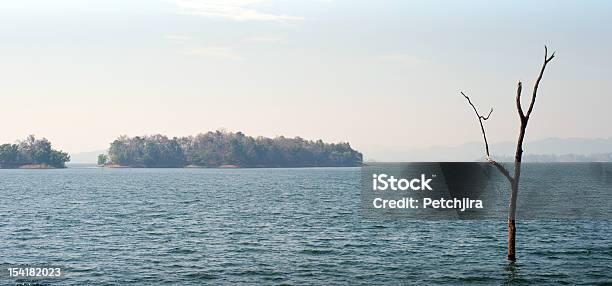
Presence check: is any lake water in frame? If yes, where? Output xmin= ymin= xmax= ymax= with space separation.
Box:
xmin=1 ymin=165 xmax=611 ymax=285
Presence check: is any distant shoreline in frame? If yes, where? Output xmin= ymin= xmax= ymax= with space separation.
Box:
xmin=97 ymin=163 xmax=362 ymax=169
xmin=0 ymin=164 xmax=62 ymax=169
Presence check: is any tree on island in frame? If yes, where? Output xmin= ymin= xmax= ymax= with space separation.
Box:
xmin=103 ymin=131 xmax=362 ymax=168
xmin=460 ymin=46 xmax=555 ymax=262
xmin=97 ymin=154 xmax=108 ymax=166
xmin=0 ymin=135 xmax=70 ymax=168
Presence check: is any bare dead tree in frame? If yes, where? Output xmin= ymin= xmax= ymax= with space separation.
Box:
xmin=461 ymin=46 xmax=555 ymax=261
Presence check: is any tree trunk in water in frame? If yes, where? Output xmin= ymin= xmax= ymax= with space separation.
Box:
xmin=507 ymin=219 xmax=516 ymax=261
xmin=460 ymin=46 xmax=554 ymax=263
xmin=507 ymin=172 xmax=520 ymax=261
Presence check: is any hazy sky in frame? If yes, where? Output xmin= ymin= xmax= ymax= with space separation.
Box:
xmin=1 ymin=0 xmax=611 ymax=158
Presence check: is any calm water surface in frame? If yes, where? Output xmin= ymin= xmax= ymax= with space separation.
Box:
xmin=1 ymin=165 xmax=611 ymax=285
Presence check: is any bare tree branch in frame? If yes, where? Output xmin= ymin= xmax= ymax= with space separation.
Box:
xmin=516 ymin=82 xmax=525 ymax=120
xmin=481 ymin=108 xmax=493 ymax=120
xmin=526 ymin=46 xmax=555 ymax=118
xmin=461 ymin=92 xmax=513 ymax=183
xmin=487 ymin=158 xmax=513 ymax=183
xmin=461 ymin=92 xmax=493 ymax=157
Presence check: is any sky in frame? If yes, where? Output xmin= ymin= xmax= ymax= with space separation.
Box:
xmin=0 ymin=0 xmax=611 ymax=159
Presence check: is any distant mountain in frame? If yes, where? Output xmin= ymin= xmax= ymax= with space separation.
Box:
xmin=507 ymin=137 xmax=612 ymax=155
xmin=364 ymin=137 xmax=612 ymax=162
xmin=495 ymin=153 xmax=612 ymax=162
xmin=68 ymin=150 xmax=106 ymax=164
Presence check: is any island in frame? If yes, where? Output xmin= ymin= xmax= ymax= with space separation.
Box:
xmin=98 ymin=131 xmax=363 ymax=168
xmin=0 ymin=135 xmax=70 ymax=168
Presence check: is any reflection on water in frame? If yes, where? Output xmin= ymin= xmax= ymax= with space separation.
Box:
xmin=503 ymin=262 xmax=520 ymax=284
